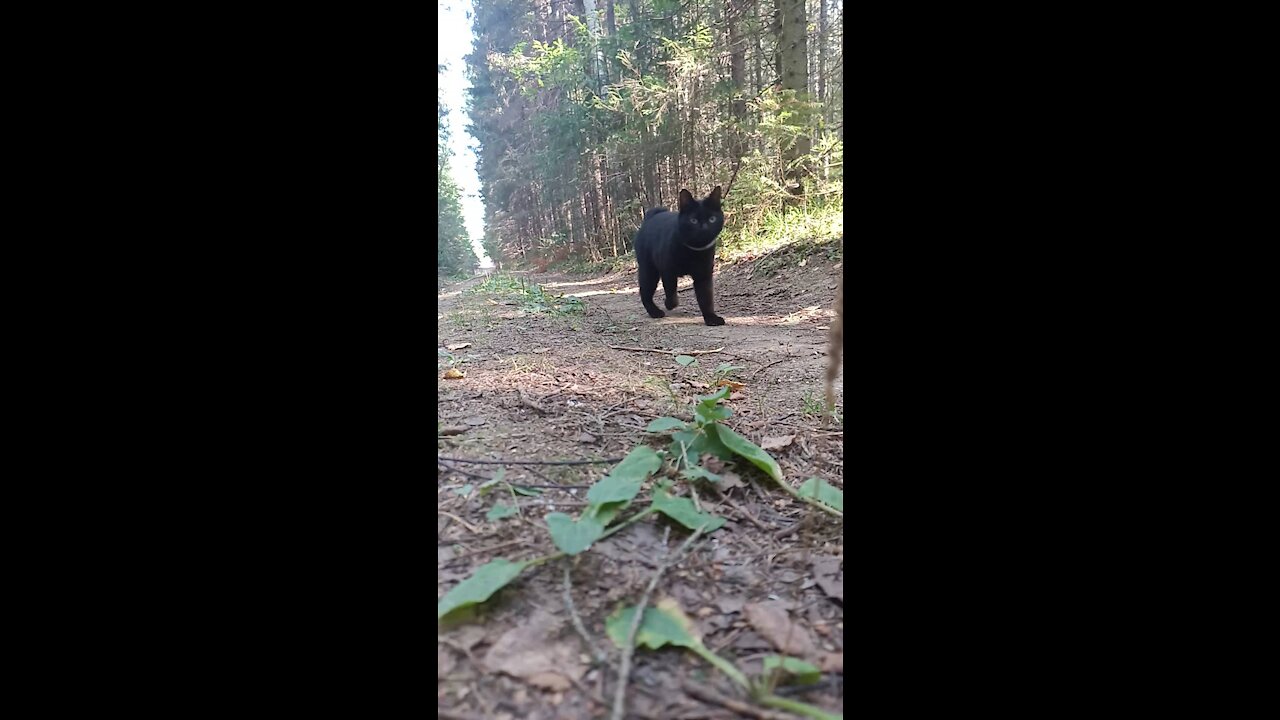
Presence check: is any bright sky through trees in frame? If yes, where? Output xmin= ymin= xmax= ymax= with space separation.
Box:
xmin=438 ymin=0 xmax=491 ymax=267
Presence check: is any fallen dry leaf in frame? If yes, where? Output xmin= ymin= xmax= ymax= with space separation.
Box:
xmin=716 ymin=379 xmax=746 ymax=391
xmin=716 ymin=595 xmax=746 ymax=614
xmin=443 ymin=368 xmax=465 ymax=379
xmin=532 ymin=348 xmax=549 ymax=353
xmin=717 ymin=470 xmax=746 ymax=490
xmin=438 ymin=645 xmax=456 ymax=680
xmin=760 ymin=434 xmax=796 ymax=450
xmin=744 ymin=600 xmax=819 ymax=658
xmin=464 ymin=417 xmax=487 ymax=426
xmin=446 ymin=342 xmax=472 ymax=350
xmin=811 ymin=555 xmax=843 ymax=602
xmin=577 ymin=432 xmax=598 ymax=443
xmin=482 ymin=608 xmax=584 ymax=691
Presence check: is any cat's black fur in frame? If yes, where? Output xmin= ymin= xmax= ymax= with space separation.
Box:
xmin=633 ymin=186 xmax=725 ymax=326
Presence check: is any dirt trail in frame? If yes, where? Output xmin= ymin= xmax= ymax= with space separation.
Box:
xmin=438 ymin=255 xmax=843 ymax=720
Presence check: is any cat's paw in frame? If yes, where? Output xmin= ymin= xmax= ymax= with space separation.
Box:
xmin=647 ymin=308 xmax=666 ymax=318
xmin=704 ymin=315 xmax=726 ymax=326
xmin=664 ymin=295 xmax=679 ymax=310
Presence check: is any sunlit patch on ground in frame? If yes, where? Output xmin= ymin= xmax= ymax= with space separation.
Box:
xmin=565 ymin=285 xmax=637 ymax=298
xmin=542 ymin=276 xmax=619 ymax=290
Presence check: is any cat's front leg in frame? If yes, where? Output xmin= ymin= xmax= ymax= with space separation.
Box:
xmin=691 ymin=275 xmax=725 ymax=326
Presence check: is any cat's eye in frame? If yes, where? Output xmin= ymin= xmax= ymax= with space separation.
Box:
xmin=710 ymin=216 xmax=720 ymax=223
xmin=689 ymin=217 xmax=698 ymax=224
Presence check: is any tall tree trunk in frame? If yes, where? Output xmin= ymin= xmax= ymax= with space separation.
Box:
xmin=728 ymin=0 xmax=746 ymax=165
xmin=780 ymin=0 xmax=810 ymax=204
xmin=603 ymin=0 xmax=617 ymax=83
xmin=772 ymin=1 xmax=782 ymax=80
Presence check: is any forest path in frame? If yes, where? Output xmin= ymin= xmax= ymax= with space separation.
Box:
xmin=438 ymin=252 xmax=844 ymax=720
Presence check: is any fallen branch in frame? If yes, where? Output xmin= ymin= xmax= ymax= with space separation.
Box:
xmin=680 ymin=681 xmax=793 ymax=720
xmin=436 ymin=511 xmax=481 ymax=534
xmin=608 ymin=345 xmax=726 ymax=356
xmin=564 ymin=559 xmax=606 ymax=666
xmin=437 ymin=708 xmax=485 ymax=720
xmin=611 ymin=524 xmax=707 ymax=720
xmin=438 ymin=461 xmax=496 ymax=483
xmin=438 ymin=455 xmax=624 ymax=466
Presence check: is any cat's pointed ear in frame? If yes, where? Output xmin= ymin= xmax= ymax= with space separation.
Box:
xmin=678 ymin=189 xmax=695 ymax=211
xmin=707 ymin=186 xmax=722 ymax=203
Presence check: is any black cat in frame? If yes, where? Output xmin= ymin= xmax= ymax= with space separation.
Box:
xmin=634 ymin=187 xmax=725 ymax=326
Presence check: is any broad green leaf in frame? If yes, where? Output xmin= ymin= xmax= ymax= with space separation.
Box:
xmin=652 ymin=488 xmax=726 ymax=532
xmin=477 ymin=479 xmax=501 ymax=495
xmin=670 ymin=429 xmax=699 ymax=467
xmin=713 ymin=425 xmax=782 ymax=481
xmin=588 ymin=503 xmax=624 ymax=526
xmin=797 ymin=477 xmax=843 ymax=512
xmin=674 ymin=355 xmax=697 ymax=367
xmin=715 ymin=363 xmax=744 ymax=374
xmin=672 ymin=427 xmax=735 ymax=466
xmin=680 ymin=466 xmax=722 ymax=483
xmin=694 ymin=403 xmax=732 ymax=424
xmin=546 ymin=512 xmax=606 ymax=555
xmin=486 ymin=503 xmax=518 ymax=521
xmin=587 ymin=474 xmax=647 ymax=507
xmin=692 ymin=425 xmax=736 ymax=460
xmin=512 ymin=485 xmax=543 ymax=496
xmin=763 ymin=656 xmax=822 ymax=685
xmin=605 ymin=446 xmax=662 ymax=484
xmin=587 ymin=446 xmax=661 ymax=506
xmin=606 ymin=597 xmax=701 ymax=650
xmin=696 ymin=385 xmax=730 ymax=406
xmin=646 ymin=416 xmax=688 ymax=432
xmin=607 ymin=597 xmax=752 ymax=690
xmin=453 ymin=483 xmax=475 ymax=497
xmin=437 ymin=557 xmax=529 ymax=620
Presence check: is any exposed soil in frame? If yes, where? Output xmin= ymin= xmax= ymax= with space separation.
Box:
xmin=438 ymin=250 xmax=844 ymax=720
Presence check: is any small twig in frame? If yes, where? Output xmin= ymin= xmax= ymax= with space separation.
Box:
xmin=437 ymin=708 xmax=485 ymax=720
xmin=517 ymin=388 xmax=551 ymax=414
xmin=611 ymin=524 xmax=708 ymax=720
xmin=608 ymin=345 xmax=726 ymax=356
xmin=440 ymin=538 xmax=528 ymax=564
xmin=750 ymin=357 xmax=790 ymax=378
xmin=520 ymin=464 xmax=562 ymax=485
xmin=564 ymin=559 xmax=607 ymax=665
xmin=438 ymin=461 xmax=496 ymax=483
xmin=722 ymin=156 xmax=744 ymax=200
xmin=438 ymin=426 xmax=470 ymax=436
xmin=437 ymin=511 xmax=482 ymax=534
xmin=773 ymin=523 xmax=799 ymax=540
xmin=722 ymin=492 xmax=773 ymax=531
xmin=680 ymin=681 xmax=793 ymax=720
xmin=438 ymin=455 xmax=625 ymax=466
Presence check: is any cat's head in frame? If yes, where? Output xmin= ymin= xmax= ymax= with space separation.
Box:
xmin=676 ymin=186 xmax=724 ymax=252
